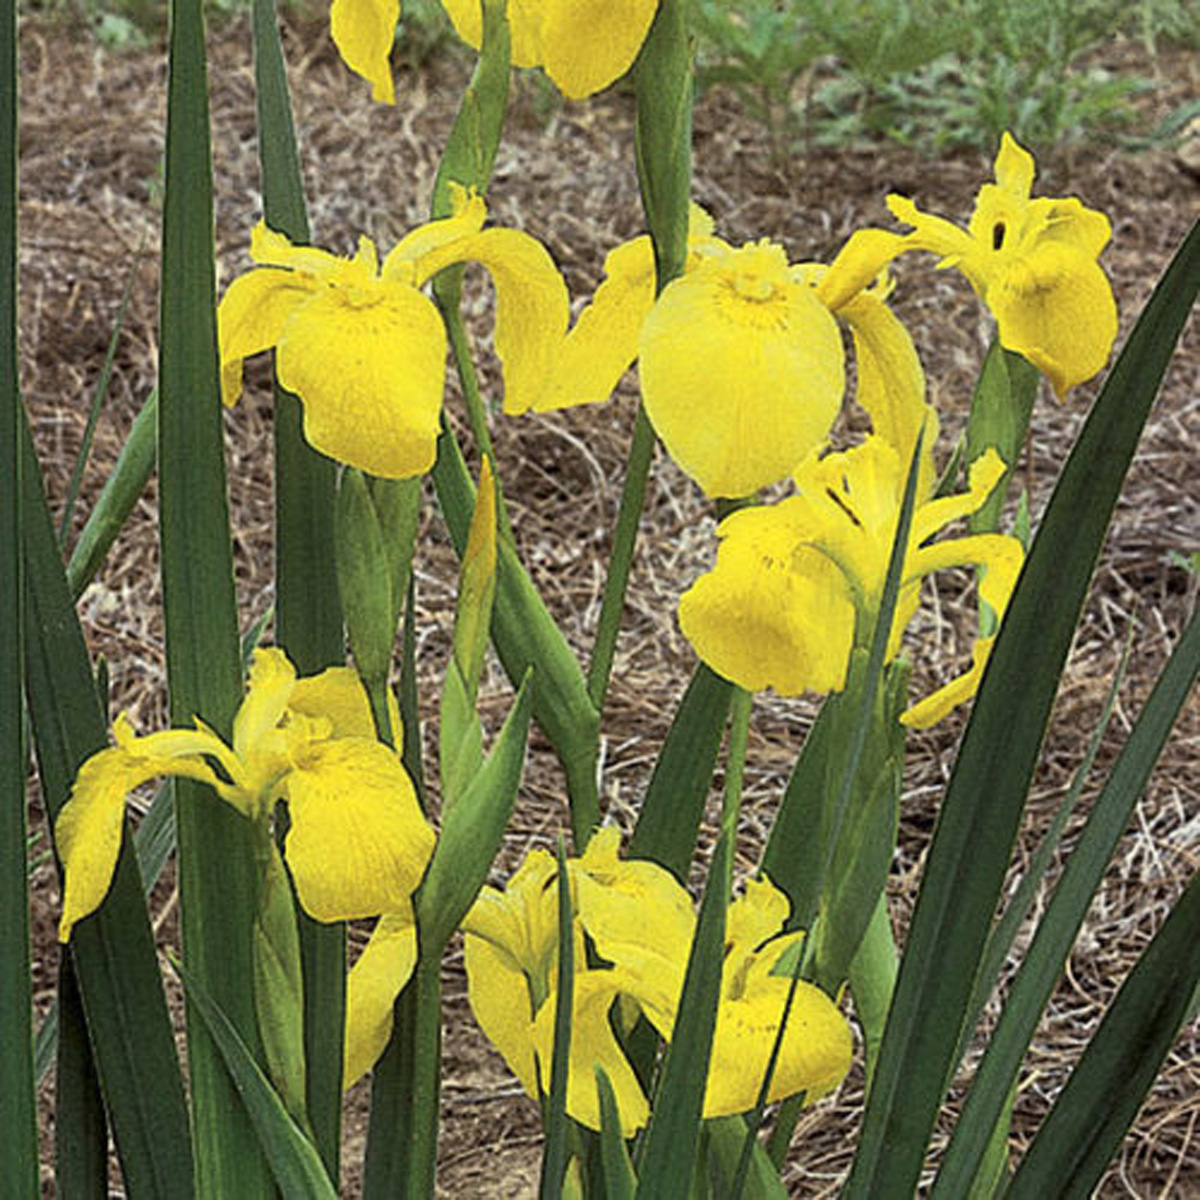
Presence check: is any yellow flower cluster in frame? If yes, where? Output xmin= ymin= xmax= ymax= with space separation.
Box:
xmin=343 ymin=828 xmax=853 ymax=1132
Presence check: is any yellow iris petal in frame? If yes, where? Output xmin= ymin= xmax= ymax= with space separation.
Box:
xmin=216 ymin=268 xmax=313 ymax=407
xmin=640 ymin=242 xmax=845 ymax=498
xmin=344 ymin=907 xmax=418 ymax=1089
xmin=233 ymin=648 xmax=298 ymax=766
xmin=330 ymin=0 xmax=400 ymax=104
xmin=281 ymin=739 xmax=434 ymax=921
xmin=986 ymin=244 xmax=1118 ymax=398
xmin=288 ymin=666 xmax=402 ymax=748
xmin=440 ymin=0 xmax=658 ymax=98
xmin=55 ymin=719 xmax=225 ymax=941
xmin=539 ymin=0 xmax=660 ymax=99
xmin=705 ymin=978 xmax=852 ymax=1117
xmin=275 ymin=280 xmax=447 ymax=478
xmin=678 ymin=498 xmax=856 ymax=697
xmin=531 ymin=972 xmax=652 ymax=1135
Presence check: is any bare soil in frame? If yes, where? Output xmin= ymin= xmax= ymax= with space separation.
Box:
xmin=16 ymin=12 xmax=1200 ymax=1197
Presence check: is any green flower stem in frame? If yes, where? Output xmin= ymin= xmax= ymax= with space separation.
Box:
xmin=586 ymin=406 xmax=656 ymax=710
xmin=0 ymin=0 xmax=36 ymax=1180
xmin=588 ymin=0 xmax=694 ymax=725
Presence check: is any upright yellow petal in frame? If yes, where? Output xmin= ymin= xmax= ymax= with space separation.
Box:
xmin=640 ymin=242 xmax=845 ymax=498
xmin=539 ymin=0 xmax=660 ymax=99
xmin=993 ymin=130 xmax=1036 ymax=199
xmin=275 ymin=282 xmax=447 ymax=478
xmin=289 ymin=666 xmax=402 ymax=748
xmin=382 ymin=189 xmax=488 ymax=278
xmin=344 ymin=907 xmax=418 ymax=1088
xmin=281 ymin=739 xmax=434 ymax=921
xmin=233 ymin=648 xmax=298 ymax=766
xmin=330 ymin=0 xmax=400 ymax=104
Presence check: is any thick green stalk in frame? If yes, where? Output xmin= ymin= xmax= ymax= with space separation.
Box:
xmin=160 ymin=0 xmax=270 ymax=1190
xmin=0 ymin=0 xmax=37 ymax=1181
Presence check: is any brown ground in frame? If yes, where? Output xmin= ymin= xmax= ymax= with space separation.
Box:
xmin=16 ymin=11 xmax=1200 ymax=1198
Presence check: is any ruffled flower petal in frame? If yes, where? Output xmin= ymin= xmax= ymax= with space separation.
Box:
xmin=281 ymin=739 xmax=434 ymax=921
xmin=343 ymin=907 xmax=418 ymax=1088
xmin=330 ymin=0 xmax=400 ymax=104
xmin=288 ymin=666 xmax=402 ymax=747
xmin=678 ymin=499 xmax=856 ymax=697
xmin=233 ymin=648 xmax=298 ymax=766
xmin=640 ymin=242 xmax=845 ymax=498
xmin=275 ymin=281 xmax=447 ymax=478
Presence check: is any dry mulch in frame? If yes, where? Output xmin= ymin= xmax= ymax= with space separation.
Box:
xmin=16 ymin=12 xmax=1200 ymax=1197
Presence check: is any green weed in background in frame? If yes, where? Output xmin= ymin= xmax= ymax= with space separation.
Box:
xmin=691 ymin=0 xmax=1198 ymax=156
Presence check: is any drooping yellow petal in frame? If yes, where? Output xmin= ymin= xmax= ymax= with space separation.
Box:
xmin=409 ymin=226 xmax=571 ymax=416
xmin=705 ymin=976 xmax=852 ymax=1117
xmin=538 ymin=0 xmax=660 ymax=99
xmin=534 ymin=235 xmax=657 ymax=413
xmin=281 ymin=739 xmax=434 ymax=921
xmin=640 ymin=241 xmax=845 ymax=498
xmin=382 ymin=188 xmax=488 ymax=277
xmin=815 ymin=227 xmax=909 ymax=313
xmin=530 ymin=971 xmax=653 ymax=1135
xmin=330 ymin=0 xmax=400 ymax=104
xmin=275 ymin=282 xmax=447 ymax=478
xmin=344 ymin=907 xmax=418 ymax=1088
xmin=678 ymin=499 xmax=856 ymax=697
xmin=216 ymin=268 xmax=314 ymax=407
xmin=55 ymin=721 xmax=224 ymax=941
xmin=985 ymin=244 xmax=1118 ymax=398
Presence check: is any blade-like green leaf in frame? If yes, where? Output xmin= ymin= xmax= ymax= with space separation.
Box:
xmin=65 ymin=387 xmax=157 ymax=601
xmin=172 ymin=957 xmax=338 ymax=1200
xmin=596 ymin=1068 xmax=638 ymax=1200
xmin=635 ymin=689 xmax=751 ymax=1199
xmin=0 ymin=0 xmax=36 ymax=1182
xmin=845 ymin=220 xmax=1200 ymax=1199
xmin=629 ymin=663 xmax=732 ymax=881
xmin=539 ymin=838 xmax=575 ymax=1200
xmin=22 ymin=414 xmax=194 ymax=1195
xmin=54 ymin=956 xmax=108 ymax=1199
xmin=934 ymin=607 xmax=1200 ymax=1196
xmin=160 ymin=0 xmax=269 ymax=1190
xmin=1004 ymin=868 xmax=1200 ymax=1199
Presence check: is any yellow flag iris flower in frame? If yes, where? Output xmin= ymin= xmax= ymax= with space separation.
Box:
xmin=822 ymin=133 xmax=1118 ymax=397
xmin=331 ymin=0 xmax=660 ymax=104
xmin=679 ymin=437 xmax=1025 ymax=728
xmin=54 ymin=649 xmax=434 ymax=942
xmin=410 ymin=828 xmax=853 ymax=1132
xmin=217 ymin=188 xmax=568 ymax=478
xmin=524 ymin=205 xmax=922 ymax=501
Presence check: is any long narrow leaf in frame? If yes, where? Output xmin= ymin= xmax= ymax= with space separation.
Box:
xmin=934 ymin=607 xmax=1200 ymax=1195
xmin=173 ymin=957 xmax=339 ymax=1200
xmin=596 ymin=1067 xmax=638 ymax=1200
xmin=251 ymin=0 xmax=346 ymax=1174
xmin=0 ymin=0 xmax=36 ymax=1183
xmin=54 ymin=956 xmax=108 ymax=1199
xmin=22 ymin=414 xmax=194 ymax=1195
xmin=160 ymin=0 xmax=269 ymax=1190
xmin=1005 ymin=868 xmax=1200 ymax=1198
xmin=628 ymin=663 xmax=731 ymax=881
xmin=845 ymin=220 xmax=1200 ymax=1198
